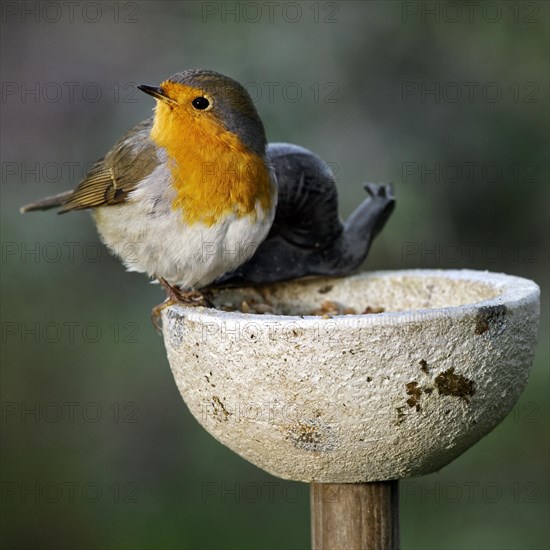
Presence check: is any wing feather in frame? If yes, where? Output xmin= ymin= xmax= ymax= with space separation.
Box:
xmin=58 ymin=118 xmax=158 ymax=213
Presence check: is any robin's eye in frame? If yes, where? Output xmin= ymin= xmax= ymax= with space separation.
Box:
xmin=192 ymin=97 xmax=210 ymax=110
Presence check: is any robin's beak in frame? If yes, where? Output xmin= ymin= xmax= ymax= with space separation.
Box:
xmin=138 ymin=84 xmax=177 ymax=106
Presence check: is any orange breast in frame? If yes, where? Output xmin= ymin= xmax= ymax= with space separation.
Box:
xmin=151 ymin=104 xmax=272 ymax=226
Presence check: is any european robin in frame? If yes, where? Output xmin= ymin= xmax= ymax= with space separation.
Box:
xmin=22 ymin=69 xmax=277 ymax=314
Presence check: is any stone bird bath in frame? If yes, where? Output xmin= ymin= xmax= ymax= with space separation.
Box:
xmin=162 ymin=269 xmax=540 ymax=548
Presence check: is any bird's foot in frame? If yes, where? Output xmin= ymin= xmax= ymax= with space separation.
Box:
xmin=151 ymin=278 xmax=212 ymax=332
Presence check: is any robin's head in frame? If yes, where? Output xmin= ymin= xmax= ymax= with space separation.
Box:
xmin=138 ymin=70 xmax=273 ymax=226
xmin=138 ymin=69 xmax=267 ymax=157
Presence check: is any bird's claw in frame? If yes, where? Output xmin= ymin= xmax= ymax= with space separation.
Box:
xmin=151 ymin=278 xmax=212 ymax=333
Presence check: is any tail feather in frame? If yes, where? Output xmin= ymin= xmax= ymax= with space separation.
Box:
xmin=20 ymin=191 xmax=73 ymax=213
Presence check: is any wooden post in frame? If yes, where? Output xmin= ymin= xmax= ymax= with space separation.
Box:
xmin=311 ymin=481 xmax=400 ymax=550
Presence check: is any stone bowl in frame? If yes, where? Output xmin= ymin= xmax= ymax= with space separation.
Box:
xmin=162 ymin=269 xmax=540 ymax=483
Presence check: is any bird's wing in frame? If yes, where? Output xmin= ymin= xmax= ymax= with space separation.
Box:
xmin=58 ymin=118 xmax=158 ymax=213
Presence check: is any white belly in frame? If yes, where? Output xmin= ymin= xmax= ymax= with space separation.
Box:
xmin=92 ymin=165 xmax=275 ymax=289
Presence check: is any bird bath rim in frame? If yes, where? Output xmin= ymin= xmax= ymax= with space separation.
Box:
xmin=165 ymin=269 xmax=539 ymax=325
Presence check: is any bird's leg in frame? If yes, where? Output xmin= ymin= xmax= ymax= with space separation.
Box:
xmin=151 ymin=278 xmax=212 ymax=332
xmin=158 ymin=278 xmax=211 ymax=305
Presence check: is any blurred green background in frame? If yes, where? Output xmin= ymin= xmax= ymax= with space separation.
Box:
xmin=1 ymin=1 xmax=548 ymax=548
